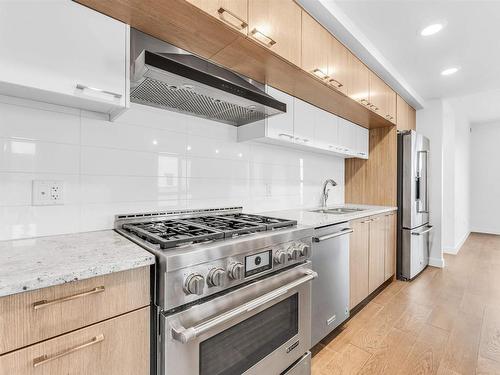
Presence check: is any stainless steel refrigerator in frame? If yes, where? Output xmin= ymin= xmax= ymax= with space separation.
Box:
xmin=397 ymin=130 xmax=433 ymax=280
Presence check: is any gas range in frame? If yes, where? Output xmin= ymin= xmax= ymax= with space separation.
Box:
xmin=114 ymin=207 xmax=313 ymax=311
xmin=115 ymin=207 xmax=315 ymax=375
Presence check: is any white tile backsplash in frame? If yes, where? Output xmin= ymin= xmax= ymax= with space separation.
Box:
xmin=0 ymin=97 xmax=344 ymax=240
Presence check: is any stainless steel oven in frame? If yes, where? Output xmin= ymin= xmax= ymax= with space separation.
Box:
xmin=160 ymin=262 xmax=316 ymax=375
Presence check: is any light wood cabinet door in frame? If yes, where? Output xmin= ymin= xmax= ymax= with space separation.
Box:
xmin=397 ymin=94 xmax=418 ymax=131
xmin=348 ymin=53 xmax=370 ymax=106
xmin=301 ymin=11 xmax=329 ymax=81
xmin=0 ymin=307 xmax=150 ymax=375
xmin=408 ymin=105 xmax=416 ymax=130
xmin=384 ymin=213 xmax=397 ymax=280
xmin=385 ymin=83 xmax=397 ymax=124
xmin=0 ymin=266 xmax=150 ymax=354
xmin=349 ymin=219 xmax=370 ymax=309
xmin=368 ymin=71 xmax=387 ymax=118
xmin=327 ymin=36 xmax=349 ymax=95
xmin=187 ymin=0 xmax=248 ymax=34
xmin=248 ymin=0 xmax=302 ymax=66
xmin=368 ymin=215 xmax=386 ymax=294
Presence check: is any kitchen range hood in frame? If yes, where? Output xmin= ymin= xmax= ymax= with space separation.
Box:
xmin=130 ymin=30 xmax=286 ymax=126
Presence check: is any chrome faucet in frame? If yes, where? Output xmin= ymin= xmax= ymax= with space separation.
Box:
xmin=321 ymin=179 xmax=337 ymax=208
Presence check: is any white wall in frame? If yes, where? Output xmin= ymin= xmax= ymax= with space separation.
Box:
xmin=0 ymin=95 xmax=345 ymax=241
xmin=471 ymin=121 xmax=500 ymax=234
xmin=416 ymin=100 xmax=444 ymax=267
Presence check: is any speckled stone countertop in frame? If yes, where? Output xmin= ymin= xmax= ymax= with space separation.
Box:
xmin=263 ymin=204 xmax=397 ymax=228
xmin=0 ymin=230 xmax=155 ymax=298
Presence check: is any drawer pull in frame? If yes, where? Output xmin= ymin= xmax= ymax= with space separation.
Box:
xmin=250 ymin=28 xmax=276 ymax=47
xmin=33 ymin=286 xmax=105 ymax=310
xmin=33 ymin=334 xmax=104 ymax=367
xmin=217 ymin=7 xmax=247 ymax=30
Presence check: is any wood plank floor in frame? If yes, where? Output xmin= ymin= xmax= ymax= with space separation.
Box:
xmin=312 ymin=232 xmax=500 ymax=375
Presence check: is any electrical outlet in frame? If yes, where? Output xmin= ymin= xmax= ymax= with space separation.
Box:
xmin=265 ymin=183 xmax=272 ymax=197
xmin=32 ymin=180 xmax=65 ymax=206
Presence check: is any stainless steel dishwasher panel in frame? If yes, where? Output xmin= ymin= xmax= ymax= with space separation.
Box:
xmin=310 ymin=223 xmax=352 ymax=346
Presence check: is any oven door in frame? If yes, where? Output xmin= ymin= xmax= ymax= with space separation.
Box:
xmin=160 ymin=262 xmax=316 ymax=375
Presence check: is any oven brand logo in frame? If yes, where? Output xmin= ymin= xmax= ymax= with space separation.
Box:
xmin=286 ymin=340 xmax=300 ymax=353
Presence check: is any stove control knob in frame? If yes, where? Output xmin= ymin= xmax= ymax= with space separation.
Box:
xmin=287 ymin=245 xmax=301 ymax=261
xmin=184 ymin=273 xmax=205 ymax=296
xmin=297 ymin=243 xmax=311 ymax=258
xmin=207 ymin=267 xmax=226 ymax=287
xmin=274 ymin=250 xmax=287 ymax=264
xmin=228 ymin=262 xmax=244 ymax=280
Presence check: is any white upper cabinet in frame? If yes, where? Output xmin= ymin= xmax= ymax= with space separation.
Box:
xmin=238 ymin=85 xmax=368 ymax=159
xmin=265 ymin=86 xmax=294 ymax=142
xmin=0 ymin=1 xmax=129 ymax=117
xmin=313 ymin=107 xmax=339 ymax=152
xmin=355 ymin=126 xmax=369 ymax=158
xmin=293 ymin=98 xmax=316 ymax=146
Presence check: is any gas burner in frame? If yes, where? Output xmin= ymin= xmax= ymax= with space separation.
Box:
xmin=188 ymin=215 xmax=266 ymax=238
xmin=123 ymin=220 xmax=224 ymax=249
xmin=118 ymin=209 xmax=297 ymax=249
xmin=221 ymin=213 xmax=297 ymax=230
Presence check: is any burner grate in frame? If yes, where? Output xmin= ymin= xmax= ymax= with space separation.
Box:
xmin=221 ymin=213 xmax=297 ymax=230
xmin=188 ymin=216 xmax=267 ymax=238
xmin=123 ymin=220 xmax=224 ymax=249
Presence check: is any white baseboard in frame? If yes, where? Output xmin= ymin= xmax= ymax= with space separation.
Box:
xmin=429 ymin=256 xmax=445 ymax=268
xmin=443 ymin=231 xmax=471 ymax=255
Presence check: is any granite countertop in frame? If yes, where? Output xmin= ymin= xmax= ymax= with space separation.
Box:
xmin=263 ymin=204 xmax=397 ymax=228
xmin=0 ymin=230 xmax=155 ymax=298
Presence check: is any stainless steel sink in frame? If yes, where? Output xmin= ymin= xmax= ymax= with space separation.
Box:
xmin=310 ymin=207 xmax=365 ymax=214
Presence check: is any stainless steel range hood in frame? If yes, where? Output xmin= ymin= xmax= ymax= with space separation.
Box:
xmin=130 ymin=30 xmax=286 ymax=126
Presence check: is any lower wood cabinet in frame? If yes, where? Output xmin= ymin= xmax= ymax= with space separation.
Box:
xmin=0 ymin=307 xmax=150 ymax=375
xmin=385 ymin=213 xmax=397 ymax=280
xmin=349 ymin=212 xmax=397 ymax=309
xmin=368 ymin=215 xmax=386 ymax=294
xmin=349 ymin=218 xmax=370 ymax=309
xmin=0 ymin=266 xmax=150 ymax=354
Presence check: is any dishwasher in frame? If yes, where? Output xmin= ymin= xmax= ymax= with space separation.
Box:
xmin=311 ymin=222 xmax=353 ymax=347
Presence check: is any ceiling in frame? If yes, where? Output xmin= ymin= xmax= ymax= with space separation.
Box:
xmin=330 ymin=0 xmax=500 ymax=101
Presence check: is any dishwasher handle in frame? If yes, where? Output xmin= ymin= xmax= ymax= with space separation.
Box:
xmin=313 ymin=228 xmax=353 ymax=242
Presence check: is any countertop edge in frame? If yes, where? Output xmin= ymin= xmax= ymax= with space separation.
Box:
xmin=0 ymin=256 xmax=155 ymax=298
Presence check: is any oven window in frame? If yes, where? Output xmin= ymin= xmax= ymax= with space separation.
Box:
xmin=199 ymin=293 xmax=299 ymax=375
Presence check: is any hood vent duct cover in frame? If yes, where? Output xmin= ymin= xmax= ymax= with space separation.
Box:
xmin=130 ymin=41 xmax=286 ymax=126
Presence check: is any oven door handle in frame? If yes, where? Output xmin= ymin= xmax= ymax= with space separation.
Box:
xmin=171 ymin=269 xmax=318 ymax=344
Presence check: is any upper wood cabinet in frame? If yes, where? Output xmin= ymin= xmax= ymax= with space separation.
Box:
xmin=386 ymin=83 xmax=397 ymax=124
xmin=408 ymin=105 xmax=416 ymax=130
xmin=301 ymin=11 xmax=329 ymax=80
xmin=187 ymin=0 xmax=248 ymax=34
xmin=368 ymin=71 xmax=386 ymax=116
xmin=396 ymin=94 xmax=416 ymax=131
xmin=348 ymin=53 xmax=370 ymax=106
xmin=248 ymin=0 xmax=302 ymax=66
xmin=328 ymin=36 xmax=349 ymax=95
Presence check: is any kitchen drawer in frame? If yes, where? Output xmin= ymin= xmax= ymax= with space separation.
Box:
xmin=0 ymin=266 xmax=150 ymax=354
xmin=0 ymin=307 xmax=150 ymax=375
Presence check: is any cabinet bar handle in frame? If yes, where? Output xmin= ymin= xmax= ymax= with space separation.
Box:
xmin=312 ymin=68 xmax=328 ymax=80
xmin=250 ymin=28 xmax=276 ymax=47
xmin=33 ymin=286 xmax=105 ymax=310
xmin=217 ymin=7 xmax=247 ymax=30
xmin=33 ymin=334 xmax=104 ymax=367
xmin=279 ymin=133 xmax=294 ymax=139
xmin=328 ymin=78 xmax=343 ymax=88
xmin=76 ymin=84 xmax=122 ymax=99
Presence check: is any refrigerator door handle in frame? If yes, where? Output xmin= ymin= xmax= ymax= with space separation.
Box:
xmin=416 ymin=150 xmax=429 ymax=213
xmin=411 ymin=225 xmax=434 ymax=236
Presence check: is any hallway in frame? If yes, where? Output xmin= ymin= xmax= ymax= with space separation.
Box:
xmin=312 ymin=233 xmax=500 ymax=375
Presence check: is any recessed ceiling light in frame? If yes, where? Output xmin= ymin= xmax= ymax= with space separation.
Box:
xmin=420 ymin=23 xmax=444 ymax=36
xmin=441 ymin=67 xmax=460 ymax=76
